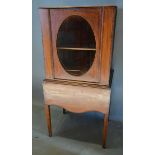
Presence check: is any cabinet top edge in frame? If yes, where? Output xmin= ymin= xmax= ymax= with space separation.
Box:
xmin=38 ymin=5 xmax=117 ymax=10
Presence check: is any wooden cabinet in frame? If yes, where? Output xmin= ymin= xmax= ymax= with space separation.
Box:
xmin=39 ymin=6 xmax=117 ymax=148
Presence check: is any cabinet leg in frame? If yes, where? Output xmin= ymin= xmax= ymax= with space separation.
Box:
xmin=103 ymin=114 xmax=109 ymax=148
xmin=63 ymin=108 xmax=67 ymax=114
xmin=44 ymin=104 xmax=52 ymax=137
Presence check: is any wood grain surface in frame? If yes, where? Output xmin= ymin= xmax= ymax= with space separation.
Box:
xmin=50 ymin=7 xmax=101 ymax=82
xmin=39 ymin=9 xmax=54 ymax=79
xmin=100 ymin=6 xmax=117 ymax=85
xmin=39 ymin=6 xmax=117 ymax=148
xmin=43 ymin=80 xmax=111 ymax=114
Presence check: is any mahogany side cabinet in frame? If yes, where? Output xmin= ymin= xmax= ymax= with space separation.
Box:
xmin=39 ymin=6 xmax=117 ymax=148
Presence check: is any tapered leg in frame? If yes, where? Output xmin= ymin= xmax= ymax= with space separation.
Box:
xmin=44 ymin=104 xmax=52 ymax=137
xmin=103 ymin=114 xmax=109 ymax=148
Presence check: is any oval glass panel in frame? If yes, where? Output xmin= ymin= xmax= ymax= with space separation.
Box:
xmin=57 ymin=15 xmax=96 ymax=76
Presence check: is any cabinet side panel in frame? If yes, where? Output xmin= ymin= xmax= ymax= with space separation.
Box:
xmin=100 ymin=6 xmax=117 ymax=85
xmin=39 ymin=9 xmax=53 ymax=79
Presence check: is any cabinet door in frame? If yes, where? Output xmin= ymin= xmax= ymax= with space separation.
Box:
xmin=50 ymin=8 xmax=101 ymax=82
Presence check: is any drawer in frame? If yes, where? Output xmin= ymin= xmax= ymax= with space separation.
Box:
xmin=43 ymin=80 xmax=111 ymax=114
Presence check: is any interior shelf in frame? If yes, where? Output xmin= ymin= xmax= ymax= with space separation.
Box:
xmin=57 ymin=47 xmax=96 ymax=51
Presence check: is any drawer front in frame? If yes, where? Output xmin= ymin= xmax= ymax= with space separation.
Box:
xmin=43 ymin=81 xmax=111 ymax=114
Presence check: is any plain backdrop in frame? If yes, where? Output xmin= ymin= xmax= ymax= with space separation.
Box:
xmin=32 ymin=0 xmax=123 ymax=121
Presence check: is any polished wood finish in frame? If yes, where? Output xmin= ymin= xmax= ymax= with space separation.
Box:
xmin=103 ymin=114 xmax=109 ymax=148
xmin=50 ymin=8 xmax=101 ymax=82
xmin=44 ymin=104 xmax=52 ymax=136
xmin=39 ymin=6 xmax=117 ymax=148
xmin=39 ymin=9 xmax=54 ymax=79
xmin=40 ymin=6 xmax=116 ymax=85
xmin=100 ymin=6 xmax=116 ymax=85
xmin=44 ymin=78 xmax=108 ymax=88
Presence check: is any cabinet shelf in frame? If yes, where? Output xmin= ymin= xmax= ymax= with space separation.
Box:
xmin=57 ymin=47 xmax=96 ymax=51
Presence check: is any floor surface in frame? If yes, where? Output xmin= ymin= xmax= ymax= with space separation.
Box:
xmin=32 ymin=99 xmax=123 ymax=155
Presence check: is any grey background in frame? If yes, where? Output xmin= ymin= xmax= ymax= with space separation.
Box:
xmin=32 ymin=0 xmax=123 ymax=121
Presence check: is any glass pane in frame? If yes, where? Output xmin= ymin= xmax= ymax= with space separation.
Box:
xmin=56 ymin=15 xmax=96 ymax=76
